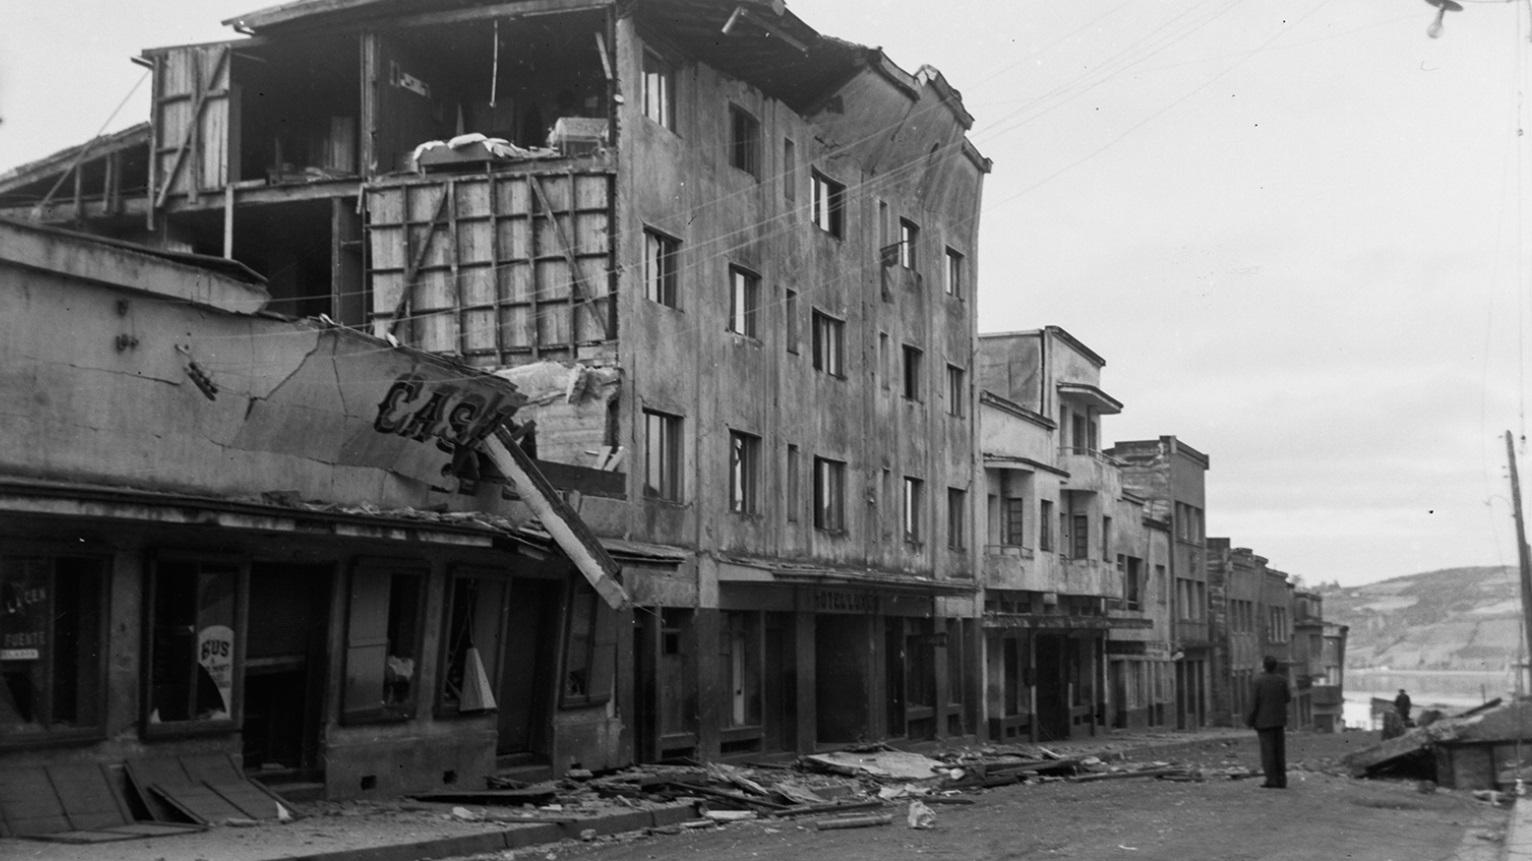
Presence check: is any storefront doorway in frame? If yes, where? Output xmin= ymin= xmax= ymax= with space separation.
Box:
xmin=243 ymin=563 xmax=330 ymax=779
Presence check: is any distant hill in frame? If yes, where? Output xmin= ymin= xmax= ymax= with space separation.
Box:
xmin=1316 ymin=566 xmax=1524 ymax=671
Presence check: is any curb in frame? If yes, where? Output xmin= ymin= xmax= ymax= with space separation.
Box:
xmin=272 ymin=803 xmax=699 ymax=861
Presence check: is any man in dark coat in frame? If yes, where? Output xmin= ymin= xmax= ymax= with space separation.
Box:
xmin=1394 ymin=689 xmax=1412 ymax=726
xmin=1247 ymin=655 xmax=1291 ymax=788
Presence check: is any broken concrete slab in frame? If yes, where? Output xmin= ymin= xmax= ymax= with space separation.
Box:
xmin=800 ymin=750 xmax=948 ymax=782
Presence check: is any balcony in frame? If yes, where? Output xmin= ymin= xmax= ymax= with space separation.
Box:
xmin=982 ymin=544 xmax=1049 ymax=591
xmin=1057 ymin=447 xmax=1120 ymax=492
xmin=1059 ymin=556 xmax=1122 ymax=599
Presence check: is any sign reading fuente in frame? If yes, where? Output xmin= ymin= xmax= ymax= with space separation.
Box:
xmin=1 ymin=566 xmax=48 ymax=662
xmin=814 ymin=589 xmax=879 ymax=614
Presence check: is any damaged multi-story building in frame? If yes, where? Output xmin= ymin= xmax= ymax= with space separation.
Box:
xmin=975 ymin=327 xmax=1173 ymax=741
xmin=0 ymin=0 xmax=990 ymax=790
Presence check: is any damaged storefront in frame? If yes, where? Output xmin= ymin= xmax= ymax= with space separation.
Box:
xmin=0 ymin=219 xmax=633 ymax=818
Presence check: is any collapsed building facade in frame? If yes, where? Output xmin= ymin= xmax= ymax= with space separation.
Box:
xmin=0 ymin=0 xmax=991 ymax=782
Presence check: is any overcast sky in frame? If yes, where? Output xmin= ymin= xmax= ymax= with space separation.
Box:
xmin=4 ymin=1 xmax=1529 ymax=588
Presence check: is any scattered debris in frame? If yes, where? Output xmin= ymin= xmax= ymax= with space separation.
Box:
xmin=906 ymin=799 xmax=936 ymax=830
xmin=813 ymin=813 xmax=893 ymax=830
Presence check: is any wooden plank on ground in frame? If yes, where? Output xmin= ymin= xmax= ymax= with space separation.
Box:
xmin=49 ymin=762 xmax=132 ymax=831
xmin=0 ymin=766 xmax=70 ymax=836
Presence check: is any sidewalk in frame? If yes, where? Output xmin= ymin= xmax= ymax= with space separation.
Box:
xmin=1497 ymin=795 xmax=1532 ymax=861
xmin=0 ymin=800 xmax=701 ymax=861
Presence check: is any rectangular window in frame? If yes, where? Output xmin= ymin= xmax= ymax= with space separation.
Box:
xmin=947 ymin=488 xmax=966 ymax=551
xmin=721 ymin=611 xmax=762 ymax=727
xmin=878 ymin=333 xmax=890 ymax=388
xmin=562 ymin=583 xmax=616 ymax=708
xmin=944 ymin=248 xmax=964 ymax=298
xmin=1124 ymin=557 xmax=1143 ymax=610
xmin=899 ymin=218 xmax=918 ymax=269
xmin=438 ymin=571 xmax=506 ymax=716
xmin=783 ymin=138 xmax=796 ymax=202
xmin=1102 ymin=516 xmax=1112 ymax=561
xmin=811 ymin=171 xmax=845 ymax=237
xmin=1 ymin=553 xmax=106 ymax=740
xmin=786 ymin=444 xmax=800 ymax=522
xmin=812 ymin=311 xmax=845 ymax=376
xmin=785 ymin=289 xmax=799 ymax=353
xmin=729 ymin=430 xmax=761 ymax=514
xmin=644 ymin=409 xmax=684 ymax=501
xmin=1002 ymin=498 xmax=1025 ymax=546
xmin=1071 ymin=513 xmax=1089 ymax=559
xmin=643 ymin=229 xmax=679 ymax=308
xmin=1039 ymin=500 xmax=1054 ymax=551
xmin=729 ymin=104 xmax=761 ymax=178
xmin=342 ymin=562 xmax=424 ymax=722
xmin=642 ymin=51 xmax=674 ymax=130
xmin=902 ymin=345 xmax=923 ymax=400
xmin=728 ymin=265 xmax=759 ymax=337
xmin=813 ymin=456 xmax=846 ymax=532
xmin=946 ymin=364 xmax=965 ymax=417
xmin=148 ymin=558 xmax=240 ymax=730
xmin=903 ymin=477 xmax=925 ymax=544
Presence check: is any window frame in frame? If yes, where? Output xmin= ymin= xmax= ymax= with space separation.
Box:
xmin=728 ymin=429 xmax=762 ymax=515
xmin=902 ymin=345 xmax=924 ymax=401
xmin=728 ymin=104 xmax=761 ymax=178
xmin=784 ymin=289 xmax=799 ymax=354
xmin=435 ymin=567 xmax=509 ymax=718
xmin=143 ymin=553 xmax=246 ymax=737
xmin=811 ymin=310 xmax=845 ymax=377
xmin=561 ymin=583 xmax=617 ymax=709
xmin=946 ymin=488 xmax=967 ymax=551
xmin=727 ymin=264 xmax=760 ymax=338
xmin=643 ymin=228 xmax=680 ymax=308
xmin=643 ymin=408 xmax=684 ymax=502
xmin=898 ymin=218 xmax=919 ymax=269
xmin=340 ymin=559 xmax=428 ymax=725
xmin=812 ymin=456 xmax=847 ymax=533
xmin=903 ymin=476 xmax=925 ymax=545
xmin=786 ymin=444 xmax=801 ymax=523
xmin=1 ymin=547 xmax=111 ymax=746
xmin=641 ymin=49 xmax=675 ymax=131
xmin=811 ymin=171 xmax=845 ymax=238
xmin=944 ymin=247 xmax=964 ymax=298
xmin=946 ymin=364 xmax=965 ymax=417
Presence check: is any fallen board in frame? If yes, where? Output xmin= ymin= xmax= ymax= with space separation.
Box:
xmin=0 ymin=761 xmax=203 ymax=842
xmin=124 ymin=754 xmax=292 ymax=825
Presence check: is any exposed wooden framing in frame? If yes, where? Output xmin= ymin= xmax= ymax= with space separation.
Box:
xmin=103 ymin=151 xmax=120 ymax=216
xmin=530 ymin=176 xmax=542 ymax=358
xmin=155 ymin=46 xmax=230 ymax=210
xmin=223 ymin=185 xmax=235 ymax=259
xmin=265 ymin=0 xmax=612 ymax=35
xmin=486 ymin=170 xmax=505 ymax=362
xmin=189 ymin=55 xmax=203 ymax=205
xmin=388 ymin=186 xmax=452 ymax=338
xmin=71 ymin=162 xmax=83 ymax=222
xmin=528 ymin=173 xmax=611 ymax=341
xmin=146 ymin=55 xmax=160 ymax=230
xmin=447 ymin=179 xmax=465 ymax=357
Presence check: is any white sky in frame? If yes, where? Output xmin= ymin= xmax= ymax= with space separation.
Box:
xmin=4 ymin=0 xmax=1530 ymax=587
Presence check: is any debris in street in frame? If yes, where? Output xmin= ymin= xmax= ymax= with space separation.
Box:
xmin=800 ymin=749 xmax=948 ymax=782
xmin=906 ymin=799 xmax=936 ymax=829
xmin=813 ymin=813 xmax=894 ymax=830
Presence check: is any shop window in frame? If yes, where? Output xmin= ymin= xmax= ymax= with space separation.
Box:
xmin=721 ymin=611 xmax=762 ymax=727
xmin=342 ymin=562 xmax=425 ymax=723
xmin=561 ymin=584 xmax=615 ymax=708
xmin=438 ymin=571 xmax=507 ymax=716
xmin=1 ymin=553 xmax=106 ymax=741
xmin=146 ymin=557 xmax=241 ymax=731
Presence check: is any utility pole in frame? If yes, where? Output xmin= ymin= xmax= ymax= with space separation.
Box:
xmin=1505 ymin=431 xmax=1532 ymax=694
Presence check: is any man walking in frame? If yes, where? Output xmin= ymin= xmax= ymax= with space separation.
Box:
xmin=1247 ymin=655 xmax=1291 ymax=788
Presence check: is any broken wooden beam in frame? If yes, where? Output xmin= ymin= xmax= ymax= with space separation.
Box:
xmin=813 ymin=813 xmax=893 ymax=830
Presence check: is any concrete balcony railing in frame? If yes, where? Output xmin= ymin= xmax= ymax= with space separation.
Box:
xmin=982 ymin=544 xmax=1050 ymax=591
xmin=1057 ymin=447 xmax=1120 ymax=492
xmin=1059 ymin=556 xmax=1122 ymax=599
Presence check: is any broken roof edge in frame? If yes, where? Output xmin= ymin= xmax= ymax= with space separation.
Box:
xmin=224 ymin=0 xmax=613 ymax=34
xmin=0 ymin=217 xmax=270 ymax=315
xmin=0 ymin=123 xmax=149 ymax=194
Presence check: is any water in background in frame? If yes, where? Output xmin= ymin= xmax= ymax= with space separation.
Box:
xmin=1343 ymin=668 xmax=1515 ymax=729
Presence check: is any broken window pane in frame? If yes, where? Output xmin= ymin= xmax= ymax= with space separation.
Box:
xmin=149 ymin=559 xmax=239 ymax=727
xmin=342 ymin=564 xmax=424 ymax=722
xmin=0 ymin=554 xmax=105 ymax=738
